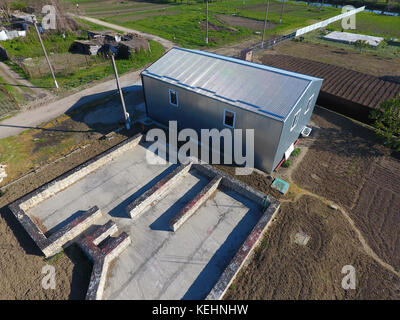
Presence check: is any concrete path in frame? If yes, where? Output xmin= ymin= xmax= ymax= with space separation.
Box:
xmin=0 ymin=69 xmax=143 ymax=138
xmin=75 ymin=15 xmax=175 ymax=50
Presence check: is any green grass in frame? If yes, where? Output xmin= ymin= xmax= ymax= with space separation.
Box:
xmin=327 ymin=11 xmax=400 ymax=39
xmin=291 ymin=147 xmax=301 ymax=157
xmin=112 ymin=10 xmax=253 ymax=48
xmin=92 ymin=0 xmax=399 ymax=48
xmin=75 ymin=18 xmax=121 ymax=32
xmin=29 ymin=40 xmax=165 ymax=90
xmin=0 ymin=75 xmax=26 ymax=106
xmin=1 ymin=29 xmax=78 ymax=60
xmin=99 ymin=0 xmax=343 ymax=48
xmin=282 ymin=160 xmax=291 ymax=168
xmin=302 ymin=29 xmax=400 ymax=59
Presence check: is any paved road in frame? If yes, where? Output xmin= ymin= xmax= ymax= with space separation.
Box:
xmin=0 ymin=15 xmax=257 ymax=139
xmin=75 ymin=15 xmax=175 ymax=50
xmin=0 ymin=16 xmax=175 ymax=139
xmin=0 ymin=69 xmax=143 ymax=138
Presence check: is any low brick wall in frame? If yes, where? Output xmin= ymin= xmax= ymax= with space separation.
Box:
xmin=192 ymin=163 xmax=267 ymax=207
xmin=43 ymin=206 xmax=102 ymax=257
xmin=169 ymin=175 xmax=222 ymax=232
xmin=78 ymin=221 xmax=131 ymax=300
xmin=206 ymin=198 xmax=280 ymax=300
xmin=19 ymin=134 xmax=142 ymax=212
xmin=9 ymin=203 xmax=102 ymax=257
xmin=126 ymin=162 xmax=192 ymax=219
xmin=8 ymin=133 xmax=142 ymax=257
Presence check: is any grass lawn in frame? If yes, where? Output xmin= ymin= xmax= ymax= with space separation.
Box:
xmin=0 ymin=94 xmax=117 ymax=187
xmin=301 ymin=30 xmax=400 ymax=59
xmin=28 ymin=40 xmax=164 ymax=90
xmin=78 ymin=0 xmax=399 ymax=48
xmin=1 ymin=29 xmax=78 ymax=60
xmin=1 ymin=15 xmax=165 ymax=95
xmin=99 ymin=0 xmax=342 ymax=48
xmin=328 ymin=11 xmax=400 ymax=39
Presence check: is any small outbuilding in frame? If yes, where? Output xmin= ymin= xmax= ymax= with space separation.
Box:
xmin=118 ymin=38 xmax=150 ymax=59
xmin=88 ymin=30 xmax=122 ymax=43
xmin=141 ymin=48 xmax=323 ymax=173
xmin=70 ymin=40 xmax=102 ymax=55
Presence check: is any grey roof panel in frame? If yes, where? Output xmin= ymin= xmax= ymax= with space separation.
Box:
xmin=142 ymin=47 xmax=321 ymax=121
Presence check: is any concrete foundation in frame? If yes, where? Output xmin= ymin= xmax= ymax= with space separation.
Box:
xmin=9 ymin=133 xmax=280 ymax=300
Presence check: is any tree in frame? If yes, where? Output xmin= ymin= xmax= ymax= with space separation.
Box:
xmin=370 ymin=94 xmax=400 ymax=151
xmin=354 ymin=39 xmax=368 ymax=53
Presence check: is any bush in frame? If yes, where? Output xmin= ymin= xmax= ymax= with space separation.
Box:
xmin=370 ymin=94 xmax=400 ymax=151
xmin=292 ymin=148 xmax=301 ymax=157
xmin=11 ymin=1 xmax=27 ymax=11
xmin=282 ymin=160 xmax=291 ymax=168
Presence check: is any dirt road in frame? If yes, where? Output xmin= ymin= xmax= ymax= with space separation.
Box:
xmin=0 ymin=62 xmax=52 ymax=106
xmin=74 ymin=15 xmax=175 ymax=50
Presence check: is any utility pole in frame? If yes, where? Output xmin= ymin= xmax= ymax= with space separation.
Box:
xmin=32 ymin=16 xmax=58 ymax=89
xmin=110 ymin=53 xmax=130 ymax=130
xmin=261 ymin=0 xmax=270 ymax=49
xmin=205 ymin=0 xmax=209 ymax=45
xmin=280 ymin=0 xmax=285 ymax=24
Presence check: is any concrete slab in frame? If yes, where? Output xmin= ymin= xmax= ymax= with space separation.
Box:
xmin=28 ymin=142 xmax=172 ymax=233
xmin=25 ymin=142 xmax=264 ymax=299
xmin=323 ymin=31 xmax=384 ymax=47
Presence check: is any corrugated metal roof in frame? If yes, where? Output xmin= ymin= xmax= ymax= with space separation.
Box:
xmin=142 ymin=47 xmax=321 ymax=121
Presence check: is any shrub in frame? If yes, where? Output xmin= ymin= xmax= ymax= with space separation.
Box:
xmin=292 ymin=148 xmax=301 ymax=157
xmin=282 ymin=160 xmax=291 ymax=168
xmin=370 ymin=94 xmax=400 ymax=151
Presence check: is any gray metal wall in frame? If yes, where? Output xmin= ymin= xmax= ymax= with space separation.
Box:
xmin=142 ymin=75 xmax=320 ymax=172
xmin=272 ymin=79 xmax=323 ymax=170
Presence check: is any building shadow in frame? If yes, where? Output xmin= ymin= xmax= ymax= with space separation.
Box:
xmin=45 ymin=210 xmax=87 ymax=236
xmin=108 ymin=163 xmax=178 ymax=219
xmin=0 ymin=83 xmax=144 ymax=137
xmin=149 ymin=172 xmax=208 ymax=232
xmin=0 ymin=205 xmax=43 ymax=256
xmin=63 ymin=244 xmax=93 ymax=300
xmin=181 ymin=191 xmax=262 ymax=299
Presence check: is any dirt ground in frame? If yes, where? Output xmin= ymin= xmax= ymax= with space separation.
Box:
xmin=0 ymin=86 xmax=147 ymax=299
xmin=224 ymin=106 xmax=400 ymax=300
xmin=0 ymin=126 xmax=145 ymax=299
xmin=1 ymin=103 xmax=399 ymax=299
xmin=293 ymin=107 xmax=400 ymax=270
xmin=0 ymin=209 xmax=92 ymax=300
xmin=225 ymin=195 xmax=400 ymax=299
xmin=260 ymin=40 xmax=400 ymax=77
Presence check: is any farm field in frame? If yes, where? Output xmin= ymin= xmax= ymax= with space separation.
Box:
xmin=2 ymin=27 xmax=165 ymax=91
xmin=292 ymin=107 xmax=400 ymax=271
xmin=222 ymin=106 xmax=400 ymax=299
xmin=261 ymin=54 xmax=400 ymax=110
xmin=1 ymin=97 xmax=400 ymax=299
xmin=68 ymin=0 xmax=342 ymax=47
xmin=262 ymin=40 xmax=400 ymax=77
xmin=66 ymin=0 xmax=400 ymax=48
